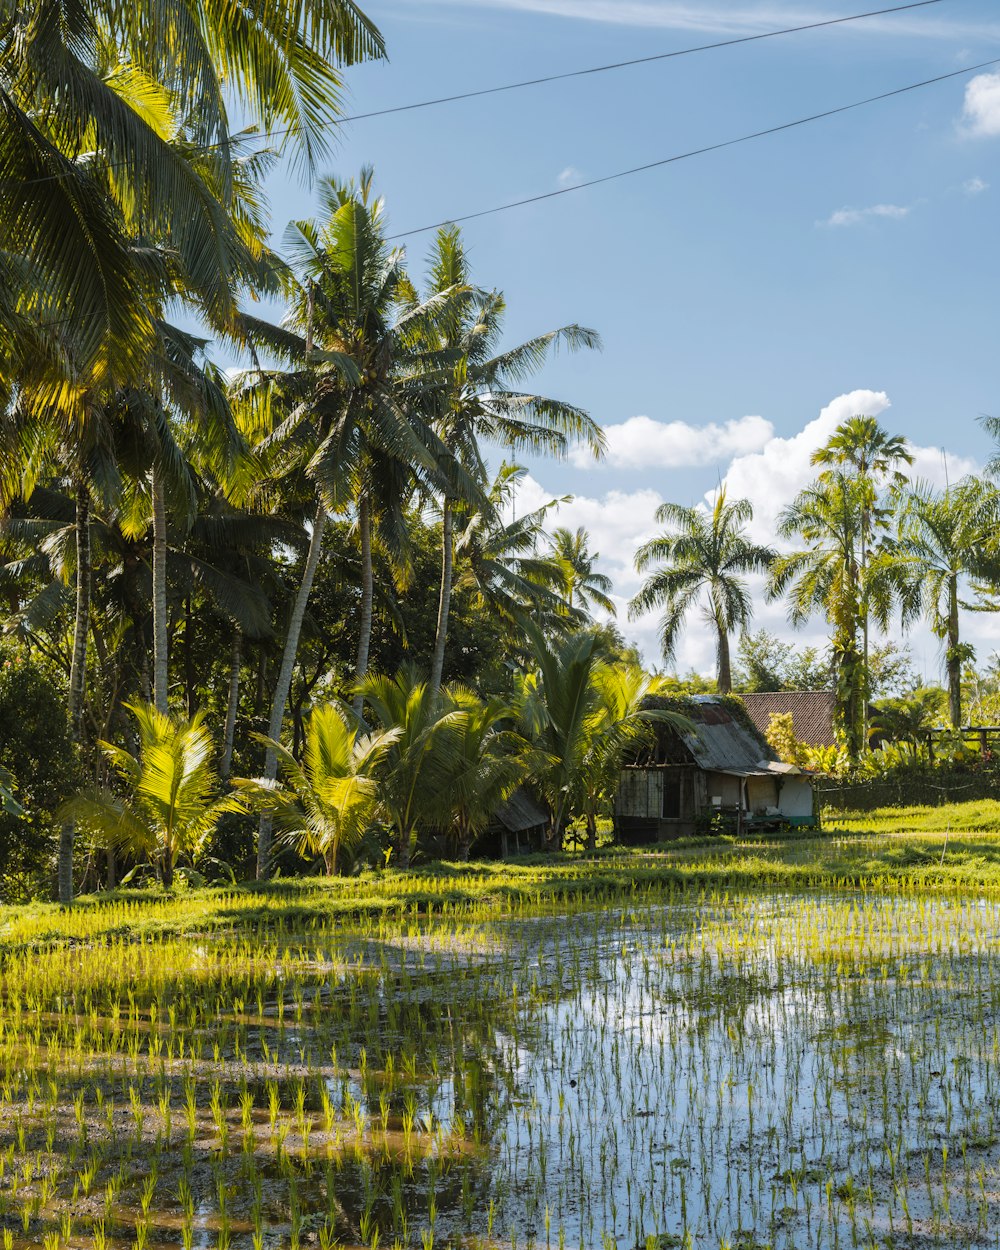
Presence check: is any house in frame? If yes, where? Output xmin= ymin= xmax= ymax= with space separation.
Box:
xmin=741 ymin=690 xmax=836 ymax=748
xmin=615 ymin=695 xmax=817 ymax=842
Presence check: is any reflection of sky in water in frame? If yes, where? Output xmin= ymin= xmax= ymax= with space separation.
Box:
xmin=467 ymin=898 xmax=1000 ymax=1249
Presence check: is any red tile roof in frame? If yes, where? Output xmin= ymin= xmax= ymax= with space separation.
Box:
xmin=740 ymin=691 xmax=836 ymax=748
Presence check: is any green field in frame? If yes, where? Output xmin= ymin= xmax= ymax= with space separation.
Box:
xmin=6 ymin=831 xmax=1000 ymax=1250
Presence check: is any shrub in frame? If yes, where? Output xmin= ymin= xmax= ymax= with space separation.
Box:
xmin=0 ymin=646 xmax=79 ymax=900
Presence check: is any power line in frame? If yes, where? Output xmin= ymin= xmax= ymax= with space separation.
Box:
xmin=387 ymin=55 xmax=1000 ymax=240
xmin=335 ymin=0 xmax=949 ymax=127
xmin=7 ymin=0 xmax=951 ymax=189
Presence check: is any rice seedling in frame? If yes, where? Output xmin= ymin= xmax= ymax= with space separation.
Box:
xmin=4 ymin=845 xmax=1000 ymax=1246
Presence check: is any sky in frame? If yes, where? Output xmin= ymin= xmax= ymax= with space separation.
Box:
xmin=250 ymin=0 xmax=1000 ymax=681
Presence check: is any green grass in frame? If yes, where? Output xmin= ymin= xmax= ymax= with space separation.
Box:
xmin=6 ymin=818 xmax=1000 ymax=954
xmin=824 ymin=796 xmax=1000 ymax=835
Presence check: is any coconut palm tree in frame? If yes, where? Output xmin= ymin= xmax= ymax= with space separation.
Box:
xmin=234 ymin=170 xmax=467 ymax=876
xmin=234 ymin=703 xmax=397 ymax=875
xmin=893 ymin=478 xmax=999 ymax=727
xmin=515 ymin=625 xmax=685 ymax=850
xmin=454 ymin=463 xmax=573 ymax=644
xmin=769 ymin=472 xmax=905 ymax=764
xmin=549 ymin=527 xmax=616 ymax=619
xmin=62 ymin=701 xmax=240 ymax=887
xmin=629 ymin=491 xmax=775 ymax=693
xmin=811 ymin=415 xmax=912 ymax=731
xmin=576 ymin=663 xmax=677 ymax=851
xmin=357 ymin=667 xmax=464 ymax=867
xmin=414 ymin=226 xmax=603 ymax=692
xmin=439 ymin=690 xmax=529 ymax=860
xmin=0 ymin=0 xmax=383 ymax=372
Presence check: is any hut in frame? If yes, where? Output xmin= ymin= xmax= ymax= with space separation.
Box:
xmin=615 ymin=695 xmax=817 ymax=842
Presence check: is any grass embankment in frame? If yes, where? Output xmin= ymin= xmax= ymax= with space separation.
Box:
xmin=6 ymin=816 xmax=1000 ymax=951
xmin=825 ymin=796 xmax=1000 ymax=834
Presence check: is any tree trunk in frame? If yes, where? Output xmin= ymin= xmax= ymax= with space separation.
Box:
xmin=352 ymin=496 xmax=373 ymax=722
xmin=151 ymin=463 xmax=169 ymax=715
xmin=220 ymin=630 xmax=242 ymax=783
xmin=59 ymin=480 xmax=92 ymax=905
xmin=716 ymin=624 xmax=732 ymax=694
xmin=184 ymin=595 xmax=197 ymax=716
xmin=429 ymin=497 xmax=453 ymax=696
xmin=860 ymin=526 xmax=869 ymax=745
xmin=162 ymin=849 xmax=173 ymax=890
xmin=257 ymin=507 xmax=328 ymax=879
xmin=586 ymin=810 xmax=597 ymax=853
xmin=947 ymin=576 xmax=962 ymax=728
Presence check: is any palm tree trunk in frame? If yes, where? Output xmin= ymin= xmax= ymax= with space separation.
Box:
xmin=860 ymin=526 xmax=869 ymax=744
xmin=151 ymin=463 xmax=169 ymax=715
xmin=352 ymin=497 xmax=374 ymax=722
xmin=257 ymin=507 xmax=328 ymax=879
xmin=947 ymin=575 xmax=962 ymax=728
xmin=586 ymin=810 xmax=597 ymax=853
xmin=184 ymin=595 xmax=197 ymax=716
xmin=429 ymin=497 xmax=454 ymax=695
xmin=59 ymin=480 xmax=91 ymax=905
xmin=220 ymin=629 xmax=242 ymax=783
xmin=716 ymin=625 xmax=732 ymax=694
xmin=397 ymin=826 xmax=412 ymax=869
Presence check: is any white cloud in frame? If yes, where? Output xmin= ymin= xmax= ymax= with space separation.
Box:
xmin=570 ymin=413 xmax=774 ymax=470
xmin=820 ymin=203 xmax=910 ymax=228
xmin=557 ymin=166 xmax=582 ymax=187
xmin=963 ymin=176 xmax=989 ymax=195
xmin=961 ymin=72 xmax=1000 ymax=138
xmin=521 ymin=390 xmax=983 ymax=677
xmin=418 ymin=0 xmax=1000 ymax=41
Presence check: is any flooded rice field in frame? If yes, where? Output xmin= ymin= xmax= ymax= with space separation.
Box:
xmin=3 ymin=892 xmax=1000 ymax=1249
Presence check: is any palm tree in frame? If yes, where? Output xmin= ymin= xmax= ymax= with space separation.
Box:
xmin=439 ymin=690 xmax=529 ymax=860
xmin=549 ymin=527 xmax=616 ymax=619
xmin=234 ymin=703 xmax=397 ymax=874
xmin=811 ymin=415 xmax=912 ymax=730
xmin=514 ymin=625 xmax=685 ymax=850
xmin=454 ymin=463 xmax=575 ymax=644
xmin=629 ymin=491 xmax=775 ymax=693
xmin=576 ymin=663 xmax=675 ymax=851
xmin=235 ymin=170 xmax=466 ymax=875
xmin=0 ymin=0 xmax=383 ymax=373
xmin=4 ymin=131 xmax=271 ymax=901
xmin=769 ymin=472 xmax=904 ymax=763
xmin=414 ymin=226 xmax=603 ymax=692
xmin=357 ymin=667 xmax=463 ymax=867
xmin=62 ymin=701 xmax=239 ymax=888
xmin=893 ymin=478 xmax=998 ymax=727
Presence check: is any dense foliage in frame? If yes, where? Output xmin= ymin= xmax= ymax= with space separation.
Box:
xmin=1 ymin=0 xmax=998 ymax=902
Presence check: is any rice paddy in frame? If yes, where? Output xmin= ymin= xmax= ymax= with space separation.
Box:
xmin=5 ymin=836 xmax=1000 ymax=1250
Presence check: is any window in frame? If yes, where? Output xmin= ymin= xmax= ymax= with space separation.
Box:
xmin=662 ymin=776 xmax=681 ymax=819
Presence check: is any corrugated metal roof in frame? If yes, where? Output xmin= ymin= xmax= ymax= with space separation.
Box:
xmin=680 ymin=697 xmax=781 ymax=775
xmin=494 ymin=788 xmax=548 ymax=833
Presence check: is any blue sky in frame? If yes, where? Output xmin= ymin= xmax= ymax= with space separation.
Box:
xmin=253 ymin=0 xmax=1000 ymax=678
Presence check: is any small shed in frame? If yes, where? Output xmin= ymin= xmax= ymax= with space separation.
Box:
xmin=615 ymin=695 xmax=816 ymax=842
xmin=491 ymin=789 xmax=549 ymax=857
